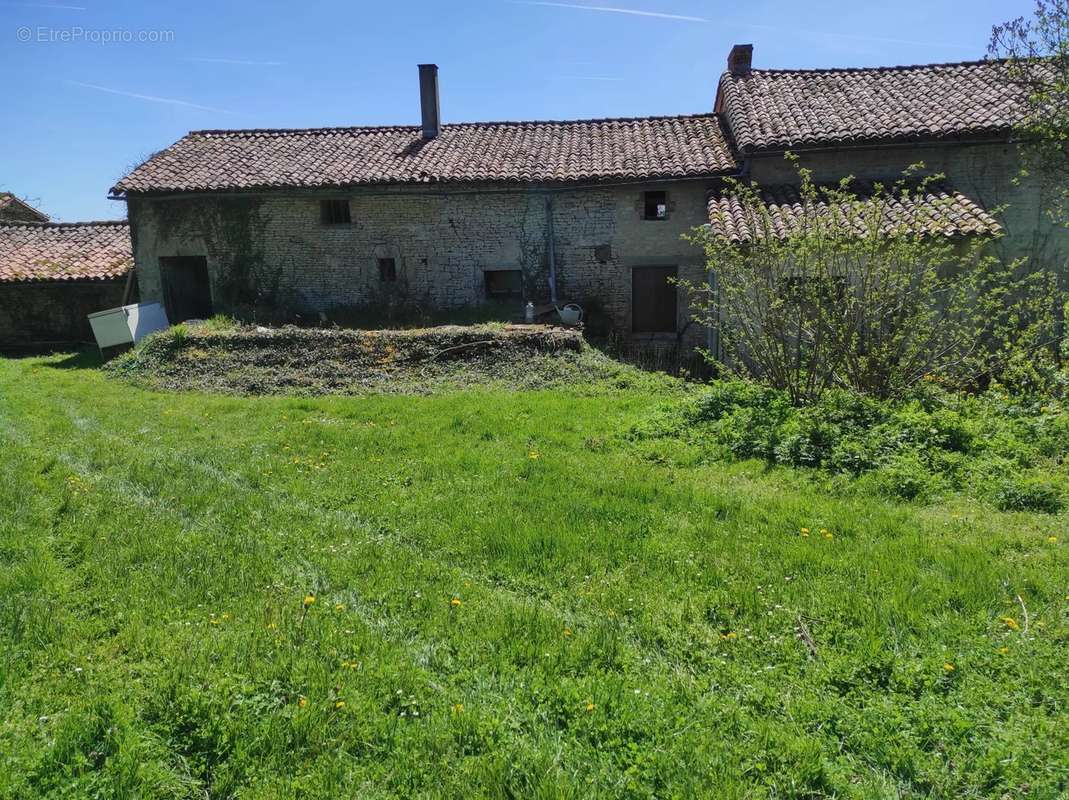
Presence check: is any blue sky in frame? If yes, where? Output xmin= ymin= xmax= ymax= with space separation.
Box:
xmin=1 ymin=0 xmax=1035 ymax=221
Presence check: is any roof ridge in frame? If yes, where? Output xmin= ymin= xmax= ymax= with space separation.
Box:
xmin=731 ymin=57 xmax=1008 ymax=77
xmin=188 ymin=112 xmax=722 ymax=138
xmin=0 ymin=220 xmax=128 ymax=230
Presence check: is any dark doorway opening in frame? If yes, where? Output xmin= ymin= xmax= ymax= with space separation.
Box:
xmin=160 ymin=256 xmax=212 ymax=322
xmin=631 ymin=265 xmax=678 ymax=333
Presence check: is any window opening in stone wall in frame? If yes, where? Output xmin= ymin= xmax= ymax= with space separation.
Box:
xmin=643 ymin=191 xmax=668 ymax=220
xmin=484 ymin=269 xmax=523 ymax=298
xmin=321 ymin=199 xmax=351 ymax=225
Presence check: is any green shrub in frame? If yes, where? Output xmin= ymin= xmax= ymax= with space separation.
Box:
xmin=859 ymin=452 xmax=945 ymax=501
xmin=990 ymin=476 xmax=1064 ymax=513
xmin=640 ymin=377 xmax=1069 ymax=512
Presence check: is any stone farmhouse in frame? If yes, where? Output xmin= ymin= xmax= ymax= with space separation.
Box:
xmin=106 ymin=45 xmax=1064 ymax=351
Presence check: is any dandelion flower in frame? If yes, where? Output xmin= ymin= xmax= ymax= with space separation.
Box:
xmin=450 ymin=597 xmax=462 ymax=607
xmin=943 ymin=662 xmax=955 ymax=672
xmin=303 ymin=594 xmax=316 ymax=607
xmin=452 ymin=703 xmax=464 ymax=715
xmin=1001 ymin=616 xmax=1019 ymax=630
xmin=563 ymin=628 xmax=573 ymax=637
xmin=800 ymin=527 xmax=810 ymax=535
xmin=998 ymin=647 xmax=1009 ymax=654
xmin=1048 ymin=536 xmax=1058 ymax=544
xmin=721 ymin=631 xmax=737 ymax=640
xmin=822 ymin=530 xmax=833 ymax=539
xmin=529 ymin=450 xmax=540 ymax=460
xmin=298 ymin=696 xmax=308 ymax=708
xmin=585 ymin=702 xmax=595 ymax=712
xmin=334 ymin=603 xmax=345 ymax=611
xmin=335 ymin=701 xmax=346 ymax=709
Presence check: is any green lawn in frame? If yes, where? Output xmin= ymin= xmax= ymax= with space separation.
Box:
xmin=1 ymin=352 xmax=1067 ymax=798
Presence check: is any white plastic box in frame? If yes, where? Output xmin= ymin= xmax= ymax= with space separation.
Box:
xmin=88 ymin=302 xmax=169 ymax=350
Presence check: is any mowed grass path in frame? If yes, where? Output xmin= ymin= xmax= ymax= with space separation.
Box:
xmin=0 ymin=353 xmax=1067 ymax=799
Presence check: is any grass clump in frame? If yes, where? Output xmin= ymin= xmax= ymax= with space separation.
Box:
xmin=634 ymin=378 xmax=1069 ymax=509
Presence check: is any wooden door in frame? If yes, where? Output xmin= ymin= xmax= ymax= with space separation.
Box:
xmin=631 ymin=265 xmax=678 ymax=333
xmin=160 ymin=256 xmax=212 ymax=322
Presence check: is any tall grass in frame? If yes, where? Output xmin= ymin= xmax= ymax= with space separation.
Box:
xmin=0 ymin=352 xmax=1066 ymax=798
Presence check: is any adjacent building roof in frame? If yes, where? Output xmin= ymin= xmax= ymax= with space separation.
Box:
xmin=110 ymin=114 xmax=739 ymax=196
xmin=0 ymin=193 xmax=49 ymax=223
xmin=706 ymin=180 xmax=1003 ymax=242
xmin=0 ymin=221 xmax=133 ymax=283
xmin=718 ymin=59 xmax=1027 ymax=152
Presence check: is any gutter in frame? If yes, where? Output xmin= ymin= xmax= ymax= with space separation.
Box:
xmin=107 ymin=170 xmax=745 ymax=203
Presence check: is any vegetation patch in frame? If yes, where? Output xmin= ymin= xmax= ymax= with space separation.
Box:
xmin=631 ymin=378 xmax=1069 ymax=510
xmin=106 ymin=321 xmax=648 ymax=396
xmin=2 ymin=352 xmax=1067 ymax=798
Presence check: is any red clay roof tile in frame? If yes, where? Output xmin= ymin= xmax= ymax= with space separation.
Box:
xmin=707 ymin=180 xmax=1002 ymax=242
xmin=111 ymin=114 xmax=739 ymax=195
xmin=0 ymin=221 xmax=132 ymax=283
xmin=718 ymin=59 xmax=1028 ymax=152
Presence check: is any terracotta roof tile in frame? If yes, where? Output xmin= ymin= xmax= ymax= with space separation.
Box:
xmin=718 ymin=59 xmax=1028 ymax=152
xmin=111 ymin=114 xmax=739 ymax=194
xmin=0 ymin=193 xmax=49 ymax=223
xmin=0 ymin=221 xmax=133 ymax=283
xmin=706 ymin=180 xmax=1002 ymax=242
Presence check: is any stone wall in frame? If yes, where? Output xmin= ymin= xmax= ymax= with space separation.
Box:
xmin=748 ymin=141 xmax=1069 ymax=276
xmin=127 ymin=180 xmax=717 ymax=347
xmin=0 ymin=280 xmax=129 ymax=348
xmin=125 ymin=140 xmax=1068 ymax=353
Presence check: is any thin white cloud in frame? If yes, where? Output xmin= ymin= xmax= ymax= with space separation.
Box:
xmin=68 ymin=81 xmax=233 ymax=114
xmin=184 ymin=56 xmax=285 ymax=67
xmin=511 ymin=1 xmax=708 ymax=23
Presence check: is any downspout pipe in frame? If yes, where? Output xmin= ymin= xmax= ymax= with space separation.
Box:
xmin=545 ymin=196 xmax=558 ymax=305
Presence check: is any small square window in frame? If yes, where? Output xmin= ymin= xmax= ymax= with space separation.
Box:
xmin=321 ymin=198 xmax=351 ymax=225
xmin=484 ymin=269 xmax=523 ymax=298
xmin=378 ymin=257 xmax=397 ymax=282
xmin=643 ymin=191 xmax=668 ymax=220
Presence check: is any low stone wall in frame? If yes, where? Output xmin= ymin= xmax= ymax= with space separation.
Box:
xmin=0 ymin=280 xmax=129 ymax=349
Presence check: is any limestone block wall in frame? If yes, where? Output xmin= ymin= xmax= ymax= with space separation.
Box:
xmin=127 ymin=179 xmax=717 ymax=345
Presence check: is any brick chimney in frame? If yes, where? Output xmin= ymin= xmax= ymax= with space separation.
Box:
xmin=418 ymin=64 xmax=440 ymax=139
xmin=727 ymin=44 xmax=753 ymax=77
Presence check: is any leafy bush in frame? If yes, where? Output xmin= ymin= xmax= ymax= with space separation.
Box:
xmin=636 ymin=378 xmax=1069 ymax=511
xmin=990 ymin=475 xmax=1064 ymax=513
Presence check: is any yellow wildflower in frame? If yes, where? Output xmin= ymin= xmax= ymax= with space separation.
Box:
xmin=1048 ymin=536 xmax=1058 ymax=544
xmin=943 ymin=662 xmax=955 ymax=672
xmin=1001 ymin=616 xmax=1019 ymax=630
xmin=720 ymin=631 xmax=737 ymax=640
xmin=998 ymin=647 xmax=1009 ymax=654
xmin=585 ymin=702 xmax=595 ymax=712
xmin=800 ymin=527 xmax=810 ymax=535
xmin=822 ymin=529 xmax=833 ymax=539
xmin=450 ymin=597 xmax=462 ymax=607
xmin=563 ymin=628 xmax=573 ymax=637
xmin=529 ymin=450 xmax=540 ymax=460
xmin=452 ymin=703 xmax=464 ymax=715
xmin=334 ymin=603 xmax=345 ymax=611
xmin=303 ymin=594 xmax=316 ymax=607
xmin=298 ymin=696 xmax=308 ymax=708
xmin=335 ymin=701 xmax=346 ymax=709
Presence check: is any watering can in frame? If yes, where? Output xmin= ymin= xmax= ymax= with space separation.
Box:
xmin=556 ymin=303 xmax=583 ymax=327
